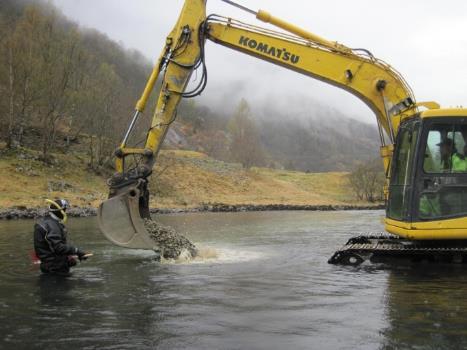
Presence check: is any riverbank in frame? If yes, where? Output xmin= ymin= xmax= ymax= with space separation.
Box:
xmin=0 ymin=203 xmax=385 ymax=220
xmin=0 ymin=148 xmax=382 ymax=217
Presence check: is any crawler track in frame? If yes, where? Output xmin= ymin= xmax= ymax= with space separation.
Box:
xmin=328 ymin=234 xmax=467 ymax=266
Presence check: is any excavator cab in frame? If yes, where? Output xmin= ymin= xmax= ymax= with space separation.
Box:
xmin=386 ymin=109 xmax=467 ymax=240
xmin=329 ymin=110 xmax=467 ymax=266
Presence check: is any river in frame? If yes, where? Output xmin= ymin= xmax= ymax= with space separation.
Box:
xmin=1 ymin=210 xmax=467 ymax=349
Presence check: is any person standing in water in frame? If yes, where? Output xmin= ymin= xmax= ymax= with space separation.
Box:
xmin=33 ymin=199 xmax=90 ymax=276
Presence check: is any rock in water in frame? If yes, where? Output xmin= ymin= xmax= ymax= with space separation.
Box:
xmin=143 ymin=219 xmax=197 ymax=259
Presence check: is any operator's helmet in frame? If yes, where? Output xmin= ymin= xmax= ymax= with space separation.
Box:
xmin=437 ymin=138 xmax=454 ymax=148
xmin=49 ymin=198 xmax=70 ymax=220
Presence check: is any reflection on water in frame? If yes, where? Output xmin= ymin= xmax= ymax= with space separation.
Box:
xmin=1 ymin=210 xmax=467 ymax=349
xmin=382 ymin=266 xmax=467 ymax=349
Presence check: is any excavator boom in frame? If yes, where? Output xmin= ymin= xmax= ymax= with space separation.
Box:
xmin=205 ymin=15 xmax=417 ymax=168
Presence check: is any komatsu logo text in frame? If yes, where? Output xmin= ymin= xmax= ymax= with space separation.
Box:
xmin=238 ymin=36 xmax=300 ymax=64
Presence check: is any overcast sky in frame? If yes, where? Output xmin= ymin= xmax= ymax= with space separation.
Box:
xmin=51 ymin=0 xmax=467 ymax=124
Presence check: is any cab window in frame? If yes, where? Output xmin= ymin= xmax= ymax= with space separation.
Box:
xmin=418 ymin=122 xmax=467 ymax=220
xmin=423 ymin=124 xmax=467 ymax=173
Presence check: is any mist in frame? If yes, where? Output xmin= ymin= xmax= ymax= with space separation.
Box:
xmin=51 ymin=0 xmax=467 ymax=124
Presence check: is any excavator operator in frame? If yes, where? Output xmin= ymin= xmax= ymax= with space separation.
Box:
xmin=420 ymin=139 xmax=467 ymax=218
xmin=33 ymin=199 xmax=89 ymax=276
xmin=438 ymin=138 xmax=466 ymax=172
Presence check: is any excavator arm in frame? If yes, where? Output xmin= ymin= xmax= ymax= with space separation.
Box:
xmin=98 ymin=0 xmax=419 ymax=249
xmin=98 ymin=0 xmax=206 ymax=249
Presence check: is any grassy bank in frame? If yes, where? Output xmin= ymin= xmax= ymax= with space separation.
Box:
xmin=0 ymin=148 xmax=375 ymax=210
xmin=150 ymin=150 xmax=361 ymax=208
xmin=0 ymin=148 xmax=106 ymax=208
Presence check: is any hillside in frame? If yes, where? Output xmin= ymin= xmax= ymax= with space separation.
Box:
xmin=0 ymin=146 xmax=368 ymax=210
xmin=149 ymin=150 xmax=357 ymax=207
xmin=0 ymin=0 xmax=380 ymax=173
xmin=164 ymin=99 xmax=380 ymax=172
xmin=0 ymin=0 xmax=384 ymax=213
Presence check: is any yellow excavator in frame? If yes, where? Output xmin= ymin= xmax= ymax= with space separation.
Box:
xmin=98 ymin=0 xmax=467 ymax=265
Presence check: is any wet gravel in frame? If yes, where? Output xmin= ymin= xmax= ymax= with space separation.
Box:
xmin=143 ymin=218 xmax=197 ymax=259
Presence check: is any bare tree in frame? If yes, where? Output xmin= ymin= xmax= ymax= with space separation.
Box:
xmin=90 ymin=63 xmax=123 ymax=170
xmin=0 ymin=1 xmax=155 ymax=165
xmin=228 ymin=99 xmax=265 ymax=169
xmin=0 ymin=17 xmax=16 ymax=145
xmin=68 ymin=60 xmax=123 ymax=171
xmin=349 ymin=159 xmax=385 ymax=202
xmin=0 ymin=5 xmax=82 ymax=154
xmin=1 ymin=8 xmax=39 ymax=148
xmin=35 ymin=13 xmax=83 ymax=160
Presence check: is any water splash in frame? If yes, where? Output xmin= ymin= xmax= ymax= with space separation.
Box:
xmin=161 ymin=245 xmax=266 ymax=265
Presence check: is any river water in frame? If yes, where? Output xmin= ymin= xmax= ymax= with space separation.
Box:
xmin=1 ymin=210 xmax=467 ymax=349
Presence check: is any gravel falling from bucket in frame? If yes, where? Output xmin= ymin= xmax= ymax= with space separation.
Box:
xmin=143 ymin=218 xmax=198 ymax=260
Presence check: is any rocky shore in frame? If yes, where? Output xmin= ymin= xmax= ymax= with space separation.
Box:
xmin=0 ymin=206 xmax=97 ymax=220
xmin=150 ymin=203 xmax=385 ymax=214
xmin=0 ymin=203 xmax=384 ymax=220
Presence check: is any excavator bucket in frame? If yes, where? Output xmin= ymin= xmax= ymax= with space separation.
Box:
xmin=97 ymin=183 xmax=157 ymax=250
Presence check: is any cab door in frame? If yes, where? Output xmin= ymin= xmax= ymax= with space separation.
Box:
xmin=387 ymin=118 xmax=420 ymax=222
